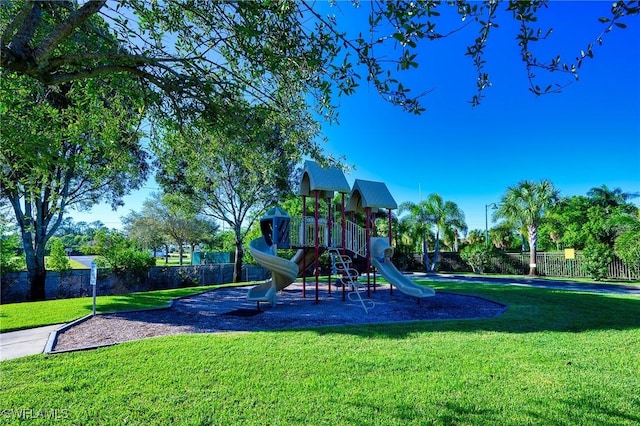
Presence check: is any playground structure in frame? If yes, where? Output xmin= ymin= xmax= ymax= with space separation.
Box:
xmin=247 ymin=160 xmax=435 ymax=311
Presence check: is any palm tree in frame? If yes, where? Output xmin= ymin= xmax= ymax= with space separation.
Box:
xmin=587 ymin=185 xmax=638 ymax=212
xmin=494 ymin=180 xmax=559 ymax=275
xmin=399 ymin=200 xmax=434 ymax=272
xmin=489 ymin=222 xmax=518 ymax=250
xmin=466 ymin=229 xmax=485 ymax=246
xmin=424 ymin=193 xmax=467 ymax=271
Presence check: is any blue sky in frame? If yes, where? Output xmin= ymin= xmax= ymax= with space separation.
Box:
xmin=321 ymin=1 xmax=640 ymax=232
xmin=70 ymin=2 xmax=639 ymax=233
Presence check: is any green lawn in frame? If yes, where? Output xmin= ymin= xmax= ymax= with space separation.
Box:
xmin=1 ymin=281 xmax=639 ymax=425
xmin=9 ymin=257 xmax=92 ymax=271
xmin=0 ymin=283 xmax=252 ymax=333
xmin=66 ymin=258 xmax=89 ymax=270
xmin=155 ymin=253 xmax=193 ymax=266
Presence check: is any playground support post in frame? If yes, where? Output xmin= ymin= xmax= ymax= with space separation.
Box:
xmin=373 ymin=263 xmax=377 ymax=290
xmin=326 ymin=197 xmax=332 ymax=296
xmin=341 ymin=194 xmax=346 ymax=252
xmin=366 ymin=207 xmax=371 ymax=298
xmin=302 ymin=195 xmax=307 ymax=298
xmin=388 ymin=208 xmax=393 ymax=296
xmin=371 ymin=208 xmax=378 ymax=293
xmin=341 ymin=193 xmax=346 ymax=301
xmin=314 ymin=190 xmax=320 ymax=304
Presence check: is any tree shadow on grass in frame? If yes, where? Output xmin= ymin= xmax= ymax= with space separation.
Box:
xmin=308 ymin=284 xmax=640 ymax=339
xmin=84 ymin=285 xmax=231 ymax=314
xmin=60 ymin=282 xmax=640 ymax=346
xmin=520 ymin=395 xmax=640 ymax=425
xmin=338 ymin=399 xmax=499 ymax=425
xmin=89 ymin=294 xmax=174 ymax=314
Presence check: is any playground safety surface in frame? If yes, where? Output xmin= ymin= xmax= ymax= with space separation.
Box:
xmin=52 ymin=281 xmax=507 ymax=353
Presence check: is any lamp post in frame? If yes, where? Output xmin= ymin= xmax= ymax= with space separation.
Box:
xmin=485 ymin=203 xmax=498 ymax=248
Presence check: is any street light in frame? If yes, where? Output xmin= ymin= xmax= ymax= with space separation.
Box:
xmin=485 ymin=202 xmax=498 ymax=248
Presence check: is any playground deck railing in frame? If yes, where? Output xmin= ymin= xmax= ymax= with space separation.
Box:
xmin=289 ymin=216 xmax=367 ymax=258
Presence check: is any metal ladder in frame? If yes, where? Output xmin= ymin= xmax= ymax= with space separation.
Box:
xmin=329 ymin=248 xmax=374 ymax=313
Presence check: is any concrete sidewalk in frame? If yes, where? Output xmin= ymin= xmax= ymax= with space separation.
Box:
xmin=0 ymin=324 xmax=63 ymax=361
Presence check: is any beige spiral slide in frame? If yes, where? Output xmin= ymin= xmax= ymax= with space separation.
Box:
xmin=247 ymin=236 xmax=301 ymax=306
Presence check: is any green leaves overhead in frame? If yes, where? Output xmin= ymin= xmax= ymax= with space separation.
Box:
xmin=508 ymin=0 xmax=639 ymax=96
xmin=4 ymin=1 xmax=636 ymax=121
xmin=0 ymin=73 xmax=150 ymax=213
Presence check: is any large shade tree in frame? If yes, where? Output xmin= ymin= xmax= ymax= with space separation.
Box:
xmin=2 ymin=4 xmax=150 ymax=299
xmin=0 ymin=72 xmax=149 ymax=300
xmin=121 ymin=207 xmax=167 ymax=262
xmin=494 ymin=180 xmax=560 ymax=276
xmin=153 ymin=105 xmax=305 ymax=282
xmin=122 ymin=193 xmax=219 ymax=265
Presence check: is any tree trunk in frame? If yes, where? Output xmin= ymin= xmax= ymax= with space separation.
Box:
xmin=29 ymin=265 xmax=47 ymax=301
xmin=233 ymin=228 xmax=244 ymax=283
xmin=454 ymin=230 xmax=459 ymax=252
xmin=528 ymin=225 xmax=538 ymax=276
xmin=422 ymin=233 xmax=431 ymax=273
xmin=11 ymin=195 xmax=61 ymax=301
xmin=431 ymin=231 xmax=440 ymax=272
xmin=22 ymin=233 xmax=47 ymax=301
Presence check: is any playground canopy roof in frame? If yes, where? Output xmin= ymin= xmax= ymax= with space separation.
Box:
xmin=347 ymin=179 xmax=397 ymax=213
xmin=263 ymin=206 xmax=290 ymax=218
xmin=298 ymin=160 xmax=350 ymax=198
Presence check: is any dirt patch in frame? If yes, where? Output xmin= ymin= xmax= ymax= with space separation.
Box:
xmin=52 ymin=282 xmax=506 ymax=352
